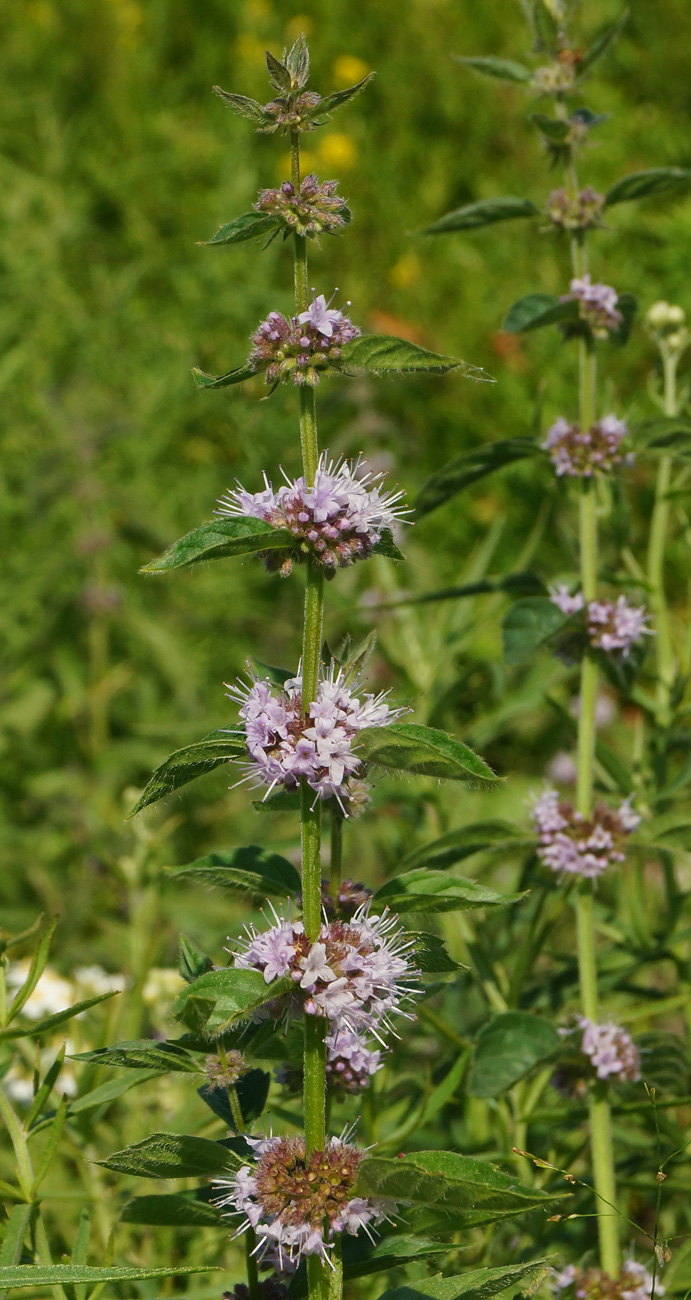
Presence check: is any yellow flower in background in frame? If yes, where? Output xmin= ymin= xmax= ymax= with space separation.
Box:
xmin=287 ymin=14 xmax=313 ymax=40
xmin=245 ymin=0 xmax=270 ymax=20
xmin=388 ymin=252 xmax=421 ymax=290
xmin=332 ymin=55 xmax=371 ymax=88
xmin=236 ymin=34 xmax=266 ymax=66
xmin=317 ymin=133 xmax=356 ymax=170
xmin=105 ymin=0 xmax=143 ymax=49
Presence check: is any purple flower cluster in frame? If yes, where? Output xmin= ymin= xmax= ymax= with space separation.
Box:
xmin=552 ymin=1260 xmax=661 ymax=1300
xmin=567 ymin=275 xmax=622 ymax=339
xmin=531 ymin=788 xmax=640 ymax=879
xmin=326 ymin=1026 xmax=383 ymax=1093
xmin=546 ymin=187 xmax=604 ymax=233
xmin=233 ymin=903 xmax=419 ymax=1037
xmin=218 ymin=452 xmax=408 ymax=575
xmin=215 ymin=1130 xmax=395 ymax=1270
xmin=542 ymin=415 xmax=632 ymax=477
xmin=549 ymin=588 xmax=652 ymax=659
xmin=578 ymin=1017 xmax=641 ymax=1082
xmin=249 ymin=293 xmax=360 ymax=387
xmin=255 ymin=175 xmax=348 ymax=237
xmin=226 ymin=665 xmax=406 ymax=812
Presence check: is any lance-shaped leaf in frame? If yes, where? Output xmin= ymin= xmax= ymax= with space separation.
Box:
xmin=193 ymin=361 xmax=257 ymax=389
xmin=213 ymin=85 xmax=275 ymax=127
xmin=604 ymin=167 xmax=691 ymax=208
xmin=0 ymin=991 xmax=119 ymax=1042
xmin=355 ymin=1150 xmax=566 ymax=1223
xmin=425 ymin=196 xmax=539 ymax=235
xmin=203 ymin=211 xmax=282 ymax=247
xmin=580 ymin=9 xmax=629 ymax=72
xmin=121 ymin=1193 xmax=220 ymax=1227
xmin=337 ymin=335 xmax=492 ymax=382
xmin=0 ymin=1206 xmax=33 ymax=1269
xmin=316 ymin=72 xmax=376 ymax=117
xmin=0 ymin=1265 xmax=216 ymax=1289
xmin=128 ymin=731 xmax=245 ymax=817
xmin=377 ymin=1260 xmax=552 ymax=1300
xmin=141 ymin=518 xmax=294 ymax=575
xmin=172 ymin=968 xmax=291 ymax=1036
xmin=632 ymin=416 xmax=691 ymax=460
xmin=72 ymin=1040 xmax=204 ymax=1073
xmin=415 ymin=439 xmax=541 ymax=518
xmin=373 ymin=870 xmax=525 ymax=914
xmin=355 ymin=722 xmax=500 ymax=787
xmin=467 ymin=1012 xmax=561 ymax=1097
xmin=98 ymin=1131 xmax=242 ymax=1179
xmin=530 ymin=113 xmax=571 ymax=143
xmin=370 ymin=574 xmax=544 ymax=611
xmin=504 ymin=293 xmax=579 ymax=333
xmin=167 ymin=845 xmax=300 ymax=899
xmin=455 ymin=55 xmax=532 ymax=83
xmin=265 ymin=49 xmax=292 ymax=93
xmin=401 ymin=821 xmax=533 ymax=871
xmin=410 ymin=932 xmax=461 ymax=973
xmin=502 ymin=597 xmax=569 ymax=665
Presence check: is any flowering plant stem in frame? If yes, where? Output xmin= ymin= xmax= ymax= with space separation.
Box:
xmin=646 ymin=351 xmax=679 ymax=724
xmin=291 ymin=124 xmax=330 ymax=1300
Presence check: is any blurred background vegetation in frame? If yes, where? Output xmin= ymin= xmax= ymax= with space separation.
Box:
xmin=2 ymin=0 xmax=691 ymax=1071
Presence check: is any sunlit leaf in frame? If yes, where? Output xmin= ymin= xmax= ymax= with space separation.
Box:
xmin=454 ymin=56 xmax=532 ymax=83
xmin=373 ymin=870 xmax=525 ymax=914
xmin=356 ymin=722 xmax=500 ymax=787
xmin=167 ymin=845 xmax=300 ymax=899
xmin=127 ymin=731 xmax=245 ymax=817
xmin=604 ymin=167 xmax=691 ymax=208
xmin=202 ymin=211 xmax=282 ymax=246
xmin=337 ymin=335 xmax=491 ymax=381
xmin=98 ymin=1132 xmax=242 ymax=1179
xmin=425 ymin=196 xmax=538 ymax=235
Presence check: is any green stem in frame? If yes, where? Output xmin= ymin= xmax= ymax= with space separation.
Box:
xmin=245 ymin=1228 xmax=260 ymax=1300
xmin=647 ymin=351 xmax=678 ymax=723
xmin=330 ymin=815 xmax=343 ymax=906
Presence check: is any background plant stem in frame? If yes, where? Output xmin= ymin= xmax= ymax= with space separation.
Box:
xmin=647 ymin=350 xmax=678 ymax=723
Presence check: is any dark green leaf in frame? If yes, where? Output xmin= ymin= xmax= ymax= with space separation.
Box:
xmin=605 ymin=168 xmax=691 ymax=208
xmin=172 ymin=968 xmax=290 ymax=1036
xmin=141 ymin=517 xmax=294 ymax=574
xmin=376 ymin=1260 xmax=551 ymax=1300
xmin=265 ymin=49 xmax=291 ymax=93
xmin=401 ymin=821 xmax=532 ymax=871
xmin=355 ymin=1150 xmax=565 ymax=1223
xmin=252 ymin=789 xmax=303 ymax=814
xmin=371 ymin=529 xmax=404 ymax=561
xmin=425 ymin=196 xmax=538 ymax=235
xmin=610 ymin=292 xmax=637 ymax=346
xmin=121 ymin=1193 xmax=220 ymax=1227
xmin=316 ymin=73 xmax=376 ymax=117
xmin=410 ymin=933 xmax=461 ymax=973
xmin=356 ymin=722 xmax=500 ymax=787
xmin=502 ymin=597 xmax=568 ymax=665
xmin=127 ymin=730 xmax=245 ymax=817
xmin=373 ymin=870 xmax=524 ymax=914
xmin=504 ymin=293 xmax=579 ymax=333
xmin=530 ymin=113 xmax=571 ymax=143
xmin=370 ymin=574 xmax=545 ymax=611
xmin=0 ymin=991 xmax=119 ymax=1042
xmin=415 ymin=439 xmax=541 ymax=518
xmin=98 ymin=1132 xmax=242 ymax=1179
xmin=337 ymin=335 xmax=492 ymax=382
xmin=632 ymin=416 xmax=691 ymax=460
xmin=581 ymin=10 xmax=629 ymax=72
xmin=203 ymin=211 xmax=282 ymax=246
xmin=0 ymin=1265 xmax=215 ymax=1289
xmin=167 ymin=845 xmax=300 ymax=900
xmin=179 ymin=934 xmax=214 ymax=984
xmin=213 ymin=86 xmax=274 ymax=126
xmin=467 ymin=1012 xmax=561 ymax=1097
xmin=455 ymin=56 xmax=532 ymax=83
xmin=192 ymin=361 xmax=257 ymax=389
xmin=198 ymin=1068 xmax=270 ymax=1128
xmin=72 ymin=1040 xmax=203 ymax=1073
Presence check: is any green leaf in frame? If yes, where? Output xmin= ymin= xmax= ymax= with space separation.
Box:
xmin=415 ymin=439 xmax=541 ymax=518
xmin=356 ymin=722 xmax=499 ymax=787
xmin=288 ymin=1236 xmax=451 ymax=1299
xmin=121 ymin=1193 xmax=220 ymax=1227
xmin=371 ymin=574 xmax=544 ymax=611
xmin=502 ymin=597 xmax=568 ymax=665
xmin=265 ymin=49 xmax=292 ymax=93
xmin=192 ymin=361 xmax=257 ymax=389
xmin=337 ymin=335 xmax=492 ymax=382
xmin=455 ymin=56 xmax=532 ymax=84
xmin=179 ymin=934 xmax=214 ymax=983
xmin=98 ymin=1131 xmax=242 ymax=1179
xmin=0 ymin=1206 xmax=32 ymax=1268
xmin=198 ymin=1068 xmax=270 ymax=1128
xmin=529 ymin=113 xmax=571 ymax=143
xmin=72 ymin=1040 xmax=203 ymax=1073
xmin=503 ymin=293 xmax=579 ymax=333
xmin=0 ymin=991 xmax=119 ymax=1042
xmin=127 ymin=730 xmax=245 ymax=817
xmin=467 ymin=1012 xmax=561 ymax=1097
xmin=253 ymin=789 xmax=303 ymax=814
xmin=580 ymin=9 xmax=629 ymax=72
xmin=213 ymin=86 xmax=274 ymax=126
xmin=0 ymin=1265 xmax=215 ymax=1289
xmin=355 ymin=1150 xmax=565 ymax=1223
xmin=410 ymin=933 xmax=461 ymax=973
xmin=172 ymin=968 xmax=290 ymax=1036
xmin=285 ymin=34 xmax=310 ymax=89
xmin=371 ymin=529 xmax=404 ymax=561
xmin=604 ymin=167 xmax=691 ymax=208
xmin=316 ymin=72 xmax=376 ymax=117
xmin=141 ymin=518 xmax=294 ymax=574
xmin=376 ymin=1260 xmax=552 ymax=1300
xmin=373 ymin=870 xmax=524 ymax=914
xmin=425 ymin=196 xmax=538 ymax=235
xmin=167 ymin=845 xmax=300 ymax=899
xmin=401 ymin=821 xmax=533 ymax=871
xmin=203 ymin=211 xmax=281 ymax=246
xmin=6 ymin=920 xmax=57 ymax=1024
xmin=611 ymin=292 xmax=637 ymax=346
xmin=632 ymin=416 xmax=691 ymax=460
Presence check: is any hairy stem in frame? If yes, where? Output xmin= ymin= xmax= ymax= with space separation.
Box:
xmin=330 ymin=814 xmax=343 ymax=905
xmin=647 ymin=351 xmax=678 ymax=724
xmin=245 ymin=1227 xmax=260 ymax=1300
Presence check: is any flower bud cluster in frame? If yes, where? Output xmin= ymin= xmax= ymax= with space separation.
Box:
xmin=218 ymin=452 xmax=408 ymax=576
xmin=567 ymin=275 xmax=622 ymax=339
xmin=249 ymin=294 xmax=359 ymax=388
xmin=578 ymin=1017 xmax=641 ymax=1082
xmin=549 ymin=588 xmax=652 ymax=659
xmin=320 ymin=878 xmax=373 ymax=919
xmin=531 ymin=788 xmax=640 ymax=878
xmin=205 ymin=1050 xmax=245 ymax=1088
xmin=226 ymin=665 xmax=407 ymax=812
xmin=546 ymin=187 xmax=604 ymax=232
xmin=255 ymin=175 xmax=348 ymax=237
xmin=646 ymin=300 xmax=688 ymax=356
xmin=215 ymin=1132 xmax=395 ymax=1268
xmin=552 ymin=1260 xmax=661 ymax=1300
xmin=533 ymin=61 xmax=577 ymax=93
xmin=542 ymin=415 xmax=631 ymax=477
xmin=261 ymin=90 xmax=323 ymax=133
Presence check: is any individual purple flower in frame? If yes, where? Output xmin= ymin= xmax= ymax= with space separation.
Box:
xmin=531 ymin=788 xmax=641 ymax=879
xmin=542 ymin=415 xmax=632 ymax=477
xmin=587 ymin=596 xmax=653 ymax=658
xmin=218 ymin=452 xmax=409 ymax=576
xmin=546 ymin=186 xmax=604 ymax=233
xmin=549 ymin=585 xmax=585 ymax=616
xmin=326 ymin=1026 xmax=383 ymax=1093
xmin=255 ymin=175 xmax=348 ymax=237
xmin=225 ymin=663 xmax=407 ymax=812
xmin=248 ymin=293 xmax=360 ymax=388
xmin=213 ymin=1131 xmax=396 ymax=1270
xmin=232 ymin=903 xmax=419 ymax=1037
xmin=566 ymin=274 xmax=623 ymax=339
xmin=578 ymin=1017 xmax=641 ymax=1082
